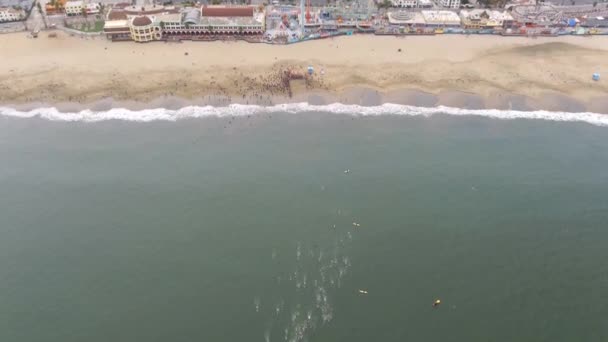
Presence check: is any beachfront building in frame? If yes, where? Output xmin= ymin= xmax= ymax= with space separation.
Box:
xmin=0 ymin=7 xmax=25 ymax=22
xmin=103 ymin=18 xmax=130 ymax=40
xmin=440 ymin=0 xmax=460 ymax=9
xmin=387 ymin=11 xmax=426 ymax=26
xmin=103 ymin=5 xmax=178 ymax=41
xmin=161 ymin=6 xmax=265 ymax=38
xmin=104 ymin=5 xmax=265 ymax=42
xmin=130 ymin=15 xmax=159 ymax=42
xmin=421 ymin=10 xmax=461 ymax=27
xmin=103 ymin=6 xmax=129 ymax=40
xmin=200 ymin=5 xmax=265 ymax=35
xmin=460 ymin=10 xmax=514 ymax=29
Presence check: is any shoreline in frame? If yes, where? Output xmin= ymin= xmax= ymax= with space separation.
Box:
xmin=1 ymin=33 xmax=607 ymax=114
xmin=3 ymin=87 xmax=608 ymax=115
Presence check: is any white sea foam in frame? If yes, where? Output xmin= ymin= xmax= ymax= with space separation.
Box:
xmin=1 ymin=103 xmax=607 ymax=126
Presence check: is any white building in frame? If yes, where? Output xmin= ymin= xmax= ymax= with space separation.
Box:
xmin=390 ymin=0 xmax=417 ymax=8
xmin=65 ymin=1 xmax=84 ymax=15
xmin=387 ymin=11 xmax=426 ymax=25
xmin=390 ymin=0 xmax=433 ymax=8
xmin=418 ymin=0 xmax=433 ymax=8
xmin=460 ymin=9 xmax=514 ymax=28
xmin=421 ymin=10 xmax=461 ymax=26
xmin=0 ymin=7 xmax=25 ymax=22
xmin=85 ymin=3 xmax=100 ymax=14
xmin=65 ymin=1 xmax=100 ymax=16
xmin=440 ymin=0 xmax=460 ymax=9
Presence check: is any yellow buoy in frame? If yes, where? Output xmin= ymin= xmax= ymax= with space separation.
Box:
xmin=433 ymin=299 xmax=441 ymax=307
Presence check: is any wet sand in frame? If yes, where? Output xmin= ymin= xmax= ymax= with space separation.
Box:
xmin=7 ymin=87 xmax=604 ymax=115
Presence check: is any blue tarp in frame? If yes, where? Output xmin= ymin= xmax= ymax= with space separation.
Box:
xmin=568 ymin=18 xmax=577 ymax=27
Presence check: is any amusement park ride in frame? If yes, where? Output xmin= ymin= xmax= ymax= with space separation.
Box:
xmin=299 ymin=0 xmax=313 ymax=27
xmin=305 ymin=0 xmax=312 ymax=23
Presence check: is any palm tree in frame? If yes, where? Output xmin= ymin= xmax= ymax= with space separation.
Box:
xmin=160 ymin=21 xmax=165 ymax=29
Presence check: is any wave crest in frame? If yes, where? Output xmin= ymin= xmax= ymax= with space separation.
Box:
xmin=1 ymin=103 xmax=607 ymax=126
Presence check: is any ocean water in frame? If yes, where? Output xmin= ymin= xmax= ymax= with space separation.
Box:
xmin=1 ymin=108 xmax=608 ymax=342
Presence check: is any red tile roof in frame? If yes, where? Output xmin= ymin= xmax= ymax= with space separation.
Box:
xmin=107 ymin=9 xmax=127 ymax=20
xmin=132 ymin=16 xmax=152 ymax=26
xmin=113 ymin=3 xmax=130 ymax=9
xmin=201 ymin=6 xmax=254 ymax=17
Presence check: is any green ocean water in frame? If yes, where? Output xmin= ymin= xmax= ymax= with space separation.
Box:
xmin=1 ymin=113 xmax=607 ymax=342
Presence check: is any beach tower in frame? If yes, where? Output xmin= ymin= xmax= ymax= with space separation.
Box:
xmin=592 ymin=73 xmax=600 ymax=81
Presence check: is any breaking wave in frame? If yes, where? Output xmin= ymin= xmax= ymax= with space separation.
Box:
xmin=1 ymin=103 xmax=607 ymax=126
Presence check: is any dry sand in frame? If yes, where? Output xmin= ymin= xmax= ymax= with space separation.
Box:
xmin=1 ymin=32 xmax=607 ymax=111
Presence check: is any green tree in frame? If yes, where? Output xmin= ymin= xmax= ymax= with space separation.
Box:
xmin=378 ymin=0 xmax=391 ymax=8
xmin=159 ymin=21 xmax=165 ymax=29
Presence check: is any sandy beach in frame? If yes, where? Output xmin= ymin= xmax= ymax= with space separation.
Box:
xmin=1 ymin=32 xmax=607 ymax=112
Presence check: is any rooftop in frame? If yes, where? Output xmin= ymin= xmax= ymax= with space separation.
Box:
xmin=0 ymin=0 xmax=34 ymax=9
xmin=103 ymin=19 xmax=130 ymax=32
xmin=183 ymin=8 xmax=201 ymax=24
xmin=123 ymin=5 xmax=177 ymax=15
xmin=132 ymin=15 xmax=152 ymax=26
xmin=421 ymin=10 xmax=461 ymax=24
xmin=107 ymin=9 xmax=128 ymax=20
xmin=388 ymin=11 xmax=426 ymax=25
xmin=201 ymin=5 xmax=255 ymax=17
xmin=200 ymin=14 xmax=264 ymax=27
xmin=65 ymin=0 xmax=83 ymax=6
xmin=153 ymin=12 xmax=182 ymax=23
xmin=104 ymin=19 xmax=128 ymax=28
xmin=460 ymin=9 xmax=514 ymax=22
xmin=0 ymin=6 xmax=24 ymax=13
